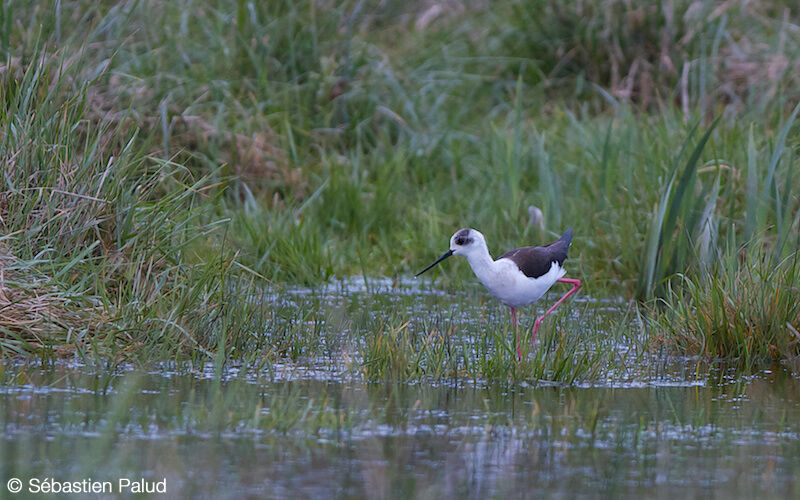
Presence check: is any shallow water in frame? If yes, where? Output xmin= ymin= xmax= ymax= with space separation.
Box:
xmin=2 ymin=367 xmax=799 ymax=498
xmin=2 ymin=282 xmax=799 ymax=498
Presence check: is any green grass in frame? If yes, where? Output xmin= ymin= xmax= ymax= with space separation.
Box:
xmin=651 ymin=243 xmax=800 ymax=371
xmin=0 ymin=0 xmax=799 ymax=376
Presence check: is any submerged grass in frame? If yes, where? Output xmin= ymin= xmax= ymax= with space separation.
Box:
xmin=0 ymin=0 xmax=798 ymax=376
xmin=359 ymin=298 xmax=620 ymax=384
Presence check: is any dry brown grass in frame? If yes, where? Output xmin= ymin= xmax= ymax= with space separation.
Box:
xmin=0 ymin=251 xmax=108 ymax=355
xmin=500 ymin=0 xmax=800 ymax=110
xmin=170 ymin=114 xmax=293 ymax=189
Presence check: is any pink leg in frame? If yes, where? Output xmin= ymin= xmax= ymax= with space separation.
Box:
xmin=510 ymin=307 xmax=522 ymax=360
xmin=531 ymin=278 xmax=581 ymax=346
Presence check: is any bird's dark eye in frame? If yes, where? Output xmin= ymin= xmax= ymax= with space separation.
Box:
xmin=454 ymin=229 xmax=472 ymax=246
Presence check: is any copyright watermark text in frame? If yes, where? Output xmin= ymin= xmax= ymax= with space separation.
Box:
xmin=6 ymin=477 xmax=167 ymax=494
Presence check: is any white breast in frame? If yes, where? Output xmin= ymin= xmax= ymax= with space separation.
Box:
xmin=481 ymin=260 xmax=566 ymax=308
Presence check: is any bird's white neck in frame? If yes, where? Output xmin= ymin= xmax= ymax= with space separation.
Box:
xmin=462 ymin=245 xmax=497 ymax=284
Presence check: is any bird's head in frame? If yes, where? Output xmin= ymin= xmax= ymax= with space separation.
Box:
xmin=449 ymin=228 xmax=486 ymax=257
xmin=415 ymin=228 xmax=486 ymax=276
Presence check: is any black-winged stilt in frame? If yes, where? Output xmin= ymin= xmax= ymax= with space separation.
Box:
xmin=416 ymin=228 xmax=581 ymax=359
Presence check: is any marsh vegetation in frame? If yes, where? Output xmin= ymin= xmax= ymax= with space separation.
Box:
xmin=1 ymin=0 xmax=799 ymax=496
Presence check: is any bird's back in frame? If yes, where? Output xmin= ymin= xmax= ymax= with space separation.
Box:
xmin=497 ymin=228 xmax=573 ymax=279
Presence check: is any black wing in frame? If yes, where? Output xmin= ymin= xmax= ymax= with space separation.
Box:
xmin=498 ymin=228 xmax=573 ymax=279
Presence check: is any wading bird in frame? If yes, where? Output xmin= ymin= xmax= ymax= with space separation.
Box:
xmin=416 ymin=228 xmax=580 ymax=359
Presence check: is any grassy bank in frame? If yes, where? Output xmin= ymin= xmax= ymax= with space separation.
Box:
xmin=1 ymin=0 xmax=798 ymax=373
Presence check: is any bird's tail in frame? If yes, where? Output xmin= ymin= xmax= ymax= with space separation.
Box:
xmin=544 ymin=228 xmax=573 ymax=265
xmin=560 ymin=228 xmax=573 ymax=247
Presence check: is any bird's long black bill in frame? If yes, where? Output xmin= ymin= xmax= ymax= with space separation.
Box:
xmin=415 ymin=249 xmax=454 ymax=277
